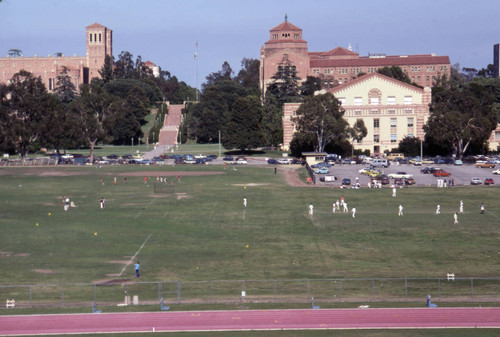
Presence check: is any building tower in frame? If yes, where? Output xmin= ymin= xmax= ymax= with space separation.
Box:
xmin=86 ymin=23 xmax=113 ymax=82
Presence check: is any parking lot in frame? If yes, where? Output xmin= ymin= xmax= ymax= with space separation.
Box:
xmin=313 ymin=162 xmax=498 ymax=187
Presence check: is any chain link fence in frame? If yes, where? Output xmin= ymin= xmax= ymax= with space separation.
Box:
xmin=1 ymin=277 xmax=499 ymax=309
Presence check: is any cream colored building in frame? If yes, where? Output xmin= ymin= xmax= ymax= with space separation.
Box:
xmin=283 ymin=73 xmax=432 ymax=155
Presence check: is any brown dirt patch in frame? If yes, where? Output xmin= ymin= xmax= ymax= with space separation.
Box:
xmin=107 ymin=260 xmax=130 ymax=264
xmin=279 ymin=166 xmax=309 ymax=187
xmin=93 ymin=278 xmax=131 ymax=285
xmin=34 ymin=269 xmax=55 ymax=274
xmin=14 ymin=253 xmax=31 ymax=257
xmin=176 ymin=193 xmax=191 ymax=200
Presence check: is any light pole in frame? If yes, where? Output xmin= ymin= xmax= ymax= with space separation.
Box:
xmin=131 ymin=137 xmax=134 ymax=151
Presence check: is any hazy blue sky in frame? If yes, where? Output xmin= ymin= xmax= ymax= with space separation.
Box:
xmin=1 ymin=0 xmax=499 ymax=88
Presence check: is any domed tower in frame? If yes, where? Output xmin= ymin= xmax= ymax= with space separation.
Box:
xmin=86 ymin=23 xmax=112 ymax=83
xmin=259 ymin=15 xmax=310 ymax=95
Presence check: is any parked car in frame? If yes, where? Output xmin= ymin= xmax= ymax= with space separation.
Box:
xmin=388 ymin=172 xmax=413 ymax=179
xmin=420 ymin=166 xmax=435 ymax=174
xmin=314 ymin=168 xmax=329 ymax=174
xmin=484 ymin=178 xmax=495 ymax=185
xmin=470 ymin=177 xmax=482 ymax=185
xmin=406 ymin=178 xmax=416 ymax=185
xmin=235 ymin=159 xmax=248 ymax=165
xmin=433 ymin=169 xmax=451 ymax=177
xmin=341 ymin=178 xmax=351 ymax=185
xmin=223 ymin=156 xmax=234 ymax=162
xmin=454 ymin=160 xmax=463 ymax=166
xmin=319 ymin=175 xmax=337 ymax=182
xmin=267 ymin=158 xmax=278 ymax=164
xmin=311 ymin=162 xmax=332 ymax=168
xmin=492 ymin=169 xmax=500 ymax=175
xmin=476 ymin=162 xmax=496 ymax=168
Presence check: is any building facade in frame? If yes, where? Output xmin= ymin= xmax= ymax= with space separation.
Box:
xmin=260 ymin=17 xmax=451 ymax=94
xmin=0 ymin=23 xmax=112 ymax=91
xmin=283 ymin=73 xmax=432 ymax=155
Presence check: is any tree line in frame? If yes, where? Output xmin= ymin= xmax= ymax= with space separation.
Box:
xmin=0 ymin=51 xmax=196 ymax=160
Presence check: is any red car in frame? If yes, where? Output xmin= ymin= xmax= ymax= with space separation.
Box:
xmin=485 ymin=178 xmax=495 ymax=185
xmin=433 ymin=169 xmax=451 ymax=177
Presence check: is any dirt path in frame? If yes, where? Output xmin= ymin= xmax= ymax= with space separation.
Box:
xmin=279 ymin=166 xmax=310 ymax=187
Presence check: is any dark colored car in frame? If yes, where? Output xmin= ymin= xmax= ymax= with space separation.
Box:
xmin=484 ymin=178 xmax=495 ymax=185
xmin=267 ymin=159 xmax=278 ymax=164
xmin=223 ymin=156 xmax=234 ymax=162
xmin=341 ymin=178 xmax=351 ymax=185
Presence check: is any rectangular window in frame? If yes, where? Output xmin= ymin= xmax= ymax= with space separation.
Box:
xmin=407 ymin=117 xmax=414 ymax=128
xmin=390 ymin=118 xmax=397 ymax=128
xmin=90 ymin=34 xmax=92 ymax=42
xmin=99 ymin=33 xmax=102 ymax=42
xmin=387 ymin=96 xmax=396 ymax=105
xmin=388 ymin=109 xmax=395 ymax=115
xmin=404 ymin=96 xmax=413 ymax=105
xmin=373 ymin=119 xmax=380 ymax=128
xmin=405 ymin=108 xmax=413 ymax=114
xmin=354 ymin=97 xmax=362 ymax=106
xmin=374 ymin=134 xmax=380 ymax=143
xmin=495 ymin=131 xmax=500 ymax=141
xmin=391 ymin=134 xmax=397 ymax=143
xmin=369 ymin=97 xmax=380 ymax=105
xmin=354 ymin=110 xmax=361 ymax=116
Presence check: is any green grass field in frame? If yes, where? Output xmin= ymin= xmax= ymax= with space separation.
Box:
xmin=0 ymin=164 xmax=499 ymax=307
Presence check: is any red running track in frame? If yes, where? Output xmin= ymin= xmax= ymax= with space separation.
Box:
xmin=1 ymin=308 xmax=500 ymax=335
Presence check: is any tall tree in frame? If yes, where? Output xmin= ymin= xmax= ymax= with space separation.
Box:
xmin=222 ymin=96 xmax=262 ymax=151
xmin=54 ymin=66 xmax=77 ymax=103
xmin=424 ymin=87 xmax=497 ymax=158
xmin=266 ymin=55 xmax=301 ymax=105
xmin=99 ymin=54 xmax=115 ymax=83
xmin=261 ymin=91 xmax=283 ymax=147
xmin=300 ymin=76 xmax=322 ymax=96
xmin=348 ymin=118 xmax=368 ymax=153
xmin=377 ymin=66 xmax=420 ymax=87
xmin=114 ymin=51 xmax=135 ymax=79
xmin=235 ymin=58 xmax=260 ymax=96
xmin=70 ymin=80 xmax=119 ymax=162
xmin=2 ymin=70 xmax=58 ymax=157
xmin=292 ymin=93 xmax=349 ymax=152
xmin=203 ymin=61 xmax=233 ymax=88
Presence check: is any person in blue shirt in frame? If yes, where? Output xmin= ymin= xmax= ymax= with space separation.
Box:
xmin=135 ymin=261 xmax=140 ymax=277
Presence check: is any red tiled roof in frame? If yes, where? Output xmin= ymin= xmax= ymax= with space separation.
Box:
xmin=311 ymin=55 xmax=450 ymax=67
xmin=313 ymin=47 xmax=359 ymax=58
xmin=270 ymin=21 xmax=302 ymax=32
xmin=144 ymin=61 xmax=156 ymax=66
xmin=328 ymin=73 xmax=424 ymax=94
xmin=265 ymin=39 xmax=308 ymax=45
xmin=86 ymin=23 xmax=106 ymax=29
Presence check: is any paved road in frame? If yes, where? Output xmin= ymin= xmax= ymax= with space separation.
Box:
xmin=1 ymin=308 xmax=499 ymax=335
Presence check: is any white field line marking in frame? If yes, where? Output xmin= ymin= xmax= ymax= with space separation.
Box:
xmin=119 ymin=233 xmax=152 ymax=277
xmin=487 ymin=210 xmax=498 ymax=218
xmin=135 ymin=199 xmax=156 ymax=219
xmin=204 ymin=202 xmax=218 ymax=234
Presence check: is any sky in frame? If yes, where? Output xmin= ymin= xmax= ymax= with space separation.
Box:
xmin=1 ymin=0 xmax=499 ymax=89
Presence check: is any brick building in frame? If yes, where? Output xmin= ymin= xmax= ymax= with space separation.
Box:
xmin=0 ymin=23 xmax=112 ymax=91
xmin=283 ymin=73 xmax=432 ymax=154
xmin=260 ymin=17 xmax=451 ymax=94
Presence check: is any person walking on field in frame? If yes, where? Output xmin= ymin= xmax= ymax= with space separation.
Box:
xmin=243 ymin=197 xmax=247 ymax=208
xmin=332 ymin=203 xmax=336 ymax=214
xmin=308 ymin=204 xmax=314 ymax=216
xmin=343 ymin=202 xmax=348 ymax=213
xmin=392 ymin=186 xmax=397 ymax=197
xmin=459 ymin=200 xmax=464 ymax=213
xmin=480 ymin=202 xmax=485 ymax=214
xmin=454 ymin=212 xmax=458 ymax=224
xmin=351 ymin=207 xmax=356 ymax=218
xmin=436 ymin=204 xmax=440 ymax=215
xmin=398 ymin=205 xmax=404 ymax=216
xmin=135 ymin=261 xmax=140 ymax=277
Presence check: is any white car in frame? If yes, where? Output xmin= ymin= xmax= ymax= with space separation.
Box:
xmin=194 ymin=154 xmax=207 ymax=159
xmin=471 ymin=177 xmax=482 ymax=185
xmin=388 ymin=172 xmax=413 ymax=179
xmin=492 ymin=169 xmax=500 ymax=175
xmin=235 ymin=159 xmax=247 ymax=165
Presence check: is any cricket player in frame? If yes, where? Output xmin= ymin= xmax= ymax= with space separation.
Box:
xmin=351 ymin=207 xmax=356 ymax=218
xmin=454 ymin=212 xmax=458 ymax=224
xmin=459 ymin=200 xmax=464 ymax=213
xmin=436 ymin=204 xmax=440 ymax=215
xmin=308 ymin=204 xmax=314 ymax=216
xmin=398 ymin=205 xmax=404 ymax=216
